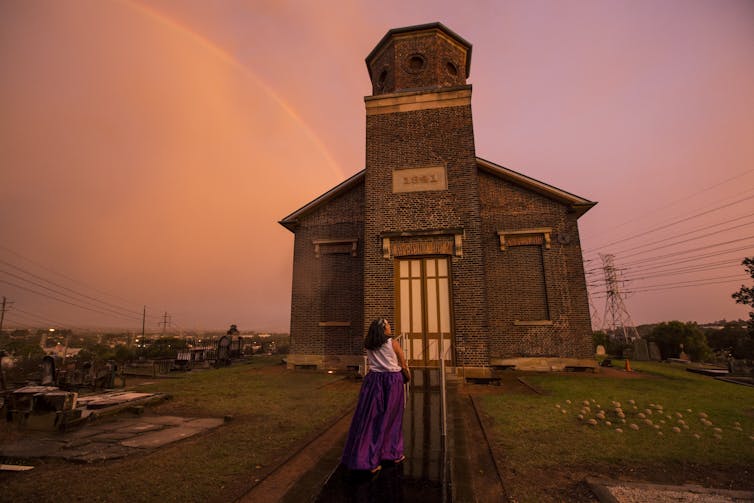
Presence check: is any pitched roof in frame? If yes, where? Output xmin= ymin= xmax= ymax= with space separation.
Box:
xmin=278 ymin=169 xmax=365 ymax=231
xmin=476 ymin=157 xmax=597 ymax=217
xmin=278 ymin=158 xmax=597 ymax=231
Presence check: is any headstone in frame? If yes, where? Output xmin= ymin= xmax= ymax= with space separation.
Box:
xmin=595 ymin=345 xmax=606 ymax=356
xmin=678 ymin=343 xmax=689 ymax=361
xmin=633 ymin=339 xmax=650 ymax=361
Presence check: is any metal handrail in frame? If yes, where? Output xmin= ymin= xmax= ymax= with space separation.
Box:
xmin=398 ymin=332 xmax=448 ymax=438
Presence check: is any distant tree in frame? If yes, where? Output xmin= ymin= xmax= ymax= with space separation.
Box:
xmin=77 ymin=342 xmax=115 ymax=362
xmin=732 ymin=257 xmax=754 ymax=335
xmin=143 ymin=337 xmax=188 ymax=359
xmin=648 ymin=321 xmax=712 ymax=362
xmin=114 ymin=345 xmax=136 ymax=362
xmin=705 ymin=321 xmax=754 ymax=360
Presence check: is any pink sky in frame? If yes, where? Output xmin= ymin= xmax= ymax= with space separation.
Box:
xmin=1 ymin=0 xmax=753 ymax=332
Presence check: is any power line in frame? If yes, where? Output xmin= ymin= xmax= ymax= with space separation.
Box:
xmin=583 ymin=169 xmax=754 ymax=245
xmin=595 ymin=214 xmax=754 ymax=259
xmin=0 ymin=269 xmax=143 ymax=320
xmin=619 ymin=238 xmax=754 ymax=268
xmin=0 ymin=278 xmax=143 ymax=322
xmin=617 ymin=244 xmax=753 ymax=273
xmin=0 ymin=244 xmax=144 ymax=308
xmin=0 ymin=259 xmax=143 ymax=317
xmin=584 ymin=192 xmax=754 ymax=256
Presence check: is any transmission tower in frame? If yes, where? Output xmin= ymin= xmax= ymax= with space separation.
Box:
xmin=600 ymin=253 xmax=639 ymax=343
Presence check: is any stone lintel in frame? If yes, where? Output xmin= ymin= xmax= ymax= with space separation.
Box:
xmin=365 ymin=86 xmax=471 ymax=115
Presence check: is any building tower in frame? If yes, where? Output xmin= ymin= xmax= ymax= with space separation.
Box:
xmin=363 ymin=23 xmax=488 ymax=367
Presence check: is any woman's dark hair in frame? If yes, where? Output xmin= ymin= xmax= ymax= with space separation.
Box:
xmin=364 ymin=319 xmax=389 ymax=350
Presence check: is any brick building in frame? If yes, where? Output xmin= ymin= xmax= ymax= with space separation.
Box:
xmin=280 ymin=23 xmax=596 ymax=373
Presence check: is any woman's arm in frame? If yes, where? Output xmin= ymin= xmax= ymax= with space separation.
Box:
xmin=392 ymin=339 xmax=411 ymax=379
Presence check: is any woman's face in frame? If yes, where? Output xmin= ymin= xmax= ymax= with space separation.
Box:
xmin=384 ymin=320 xmax=392 ymax=335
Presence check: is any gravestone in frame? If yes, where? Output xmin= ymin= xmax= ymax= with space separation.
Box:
xmin=632 ymin=340 xmax=650 ymax=361
xmin=595 ymin=345 xmax=606 ymax=356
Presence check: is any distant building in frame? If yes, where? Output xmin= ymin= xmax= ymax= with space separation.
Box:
xmin=280 ymin=23 xmax=596 ymax=373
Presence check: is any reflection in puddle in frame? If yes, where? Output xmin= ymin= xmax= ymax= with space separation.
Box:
xmin=315 ymin=369 xmax=448 ymax=503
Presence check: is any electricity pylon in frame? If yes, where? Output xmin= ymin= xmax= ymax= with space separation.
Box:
xmin=600 ymin=253 xmax=639 ymax=343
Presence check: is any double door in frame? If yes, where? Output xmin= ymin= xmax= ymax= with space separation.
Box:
xmin=396 ymin=257 xmax=453 ymax=367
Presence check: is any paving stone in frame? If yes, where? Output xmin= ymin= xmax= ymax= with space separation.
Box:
xmin=120 ymin=425 xmax=204 ymax=449
xmin=61 ymin=443 xmax=137 ymax=463
xmin=89 ymin=432 xmax=135 ymax=442
xmin=116 ymin=421 xmax=164 ymax=434
xmin=140 ymin=415 xmax=187 ymax=426
xmin=185 ymin=417 xmax=225 ymax=429
xmin=0 ymin=438 xmax=65 ymax=458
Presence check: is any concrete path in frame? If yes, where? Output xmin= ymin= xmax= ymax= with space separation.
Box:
xmin=238 ymin=369 xmax=508 ymax=503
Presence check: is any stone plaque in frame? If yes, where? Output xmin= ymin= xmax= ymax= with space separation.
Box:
xmin=393 ymin=166 xmax=447 ymax=193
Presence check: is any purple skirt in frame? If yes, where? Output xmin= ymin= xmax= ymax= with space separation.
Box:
xmin=341 ymin=371 xmax=405 ymax=471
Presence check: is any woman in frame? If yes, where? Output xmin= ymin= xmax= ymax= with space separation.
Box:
xmin=341 ymin=318 xmax=411 ymax=473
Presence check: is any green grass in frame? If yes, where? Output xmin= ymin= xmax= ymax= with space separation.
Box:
xmin=476 ymin=362 xmax=754 ymax=502
xmin=0 ymin=357 xmax=360 ymax=502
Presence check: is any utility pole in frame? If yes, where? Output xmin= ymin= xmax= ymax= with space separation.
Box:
xmin=600 ymin=254 xmax=639 ymax=344
xmin=141 ymin=306 xmax=146 ymax=339
xmin=159 ymin=311 xmax=170 ymax=335
xmin=0 ymin=296 xmax=13 ymax=334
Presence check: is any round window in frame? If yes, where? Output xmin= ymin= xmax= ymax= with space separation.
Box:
xmin=405 ymin=54 xmax=426 ymax=73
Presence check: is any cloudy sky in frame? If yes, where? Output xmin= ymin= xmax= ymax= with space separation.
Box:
xmin=1 ymin=0 xmax=753 ymax=332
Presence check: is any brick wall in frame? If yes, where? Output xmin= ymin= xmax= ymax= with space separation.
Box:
xmin=479 ymin=171 xmax=593 ymax=359
xmin=364 ymin=100 xmax=489 ymax=367
xmin=289 ymin=182 xmax=365 ymax=360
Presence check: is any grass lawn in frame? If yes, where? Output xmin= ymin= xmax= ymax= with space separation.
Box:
xmin=0 ymin=356 xmax=360 ymax=502
xmin=476 ymin=361 xmax=754 ymax=502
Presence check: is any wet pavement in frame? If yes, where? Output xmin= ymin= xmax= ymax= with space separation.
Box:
xmin=311 ymin=368 xmax=450 ymax=503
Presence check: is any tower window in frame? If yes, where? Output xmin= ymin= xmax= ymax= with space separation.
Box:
xmin=406 ymin=54 xmax=426 ymax=73
xmin=377 ymin=69 xmax=388 ymax=90
xmin=446 ymin=61 xmax=458 ymax=76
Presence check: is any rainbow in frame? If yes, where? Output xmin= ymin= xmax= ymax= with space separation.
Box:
xmin=122 ymin=0 xmax=343 ymax=180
